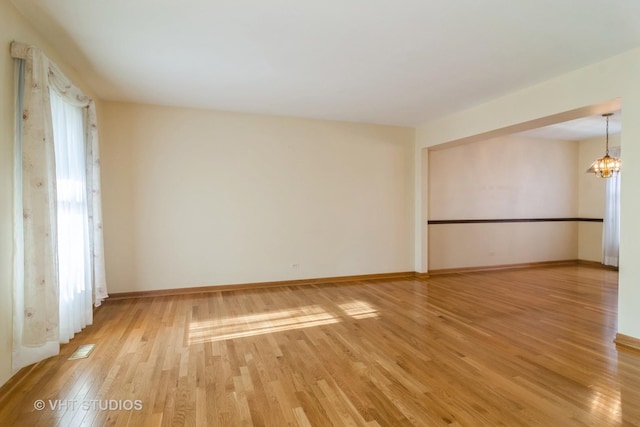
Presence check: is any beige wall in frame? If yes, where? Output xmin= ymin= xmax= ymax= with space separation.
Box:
xmin=428 ymin=135 xmax=579 ymax=270
xmin=100 ymin=102 xmax=415 ymax=293
xmin=429 ymin=136 xmax=578 ymax=219
xmin=415 ymin=46 xmax=640 ymax=339
xmin=429 ymin=222 xmax=578 ymax=270
xmin=577 ymin=134 xmax=620 ymax=262
xmin=0 ymin=1 xmax=98 ymax=388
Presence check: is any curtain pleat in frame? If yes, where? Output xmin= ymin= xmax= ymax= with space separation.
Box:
xmin=15 ymin=44 xmax=60 ymax=346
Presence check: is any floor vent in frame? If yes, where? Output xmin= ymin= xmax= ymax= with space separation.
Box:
xmin=68 ymin=344 xmax=96 ymax=360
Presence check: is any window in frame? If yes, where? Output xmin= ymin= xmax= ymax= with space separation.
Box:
xmin=50 ymin=89 xmax=93 ymax=343
xmin=602 ymin=147 xmax=621 ymax=267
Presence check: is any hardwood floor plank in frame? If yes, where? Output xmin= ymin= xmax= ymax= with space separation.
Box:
xmin=1 ymin=265 xmax=638 ymax=426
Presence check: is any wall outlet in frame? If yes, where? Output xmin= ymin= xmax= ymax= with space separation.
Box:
xmin=291 ymin=263 xmax=300 ymax=269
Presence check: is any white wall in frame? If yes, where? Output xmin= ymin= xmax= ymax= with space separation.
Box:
xmin=100 ymin=102 xmax=415 ymax=293
xmin=428 ymin=135 xmax=579 ymax=270
xmin=0 ymin=1 xmax=98 ymax=388
xmin=415 ymin=47 xmax=640 ymax=340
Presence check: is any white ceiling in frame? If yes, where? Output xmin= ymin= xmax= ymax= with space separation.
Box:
xmin=517 ymin=111 xmax=622 ymax=141
xmin=12 ymin=0 xmax=640 ymax=126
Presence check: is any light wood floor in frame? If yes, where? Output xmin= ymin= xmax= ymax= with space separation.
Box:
xmin=1 ymin=265 xmax=638 ymax=426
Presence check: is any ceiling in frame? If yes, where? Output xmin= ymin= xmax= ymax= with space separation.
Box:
xmin=517 ymin=111 xmax=622 ymax=141
xmin=12 ymin=0 xmax=640 ymax=127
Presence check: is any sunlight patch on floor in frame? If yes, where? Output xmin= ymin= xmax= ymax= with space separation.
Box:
xmin=188 ymin=305 xmax=340 ymax=344
xmin=338 ymin=300 xmax=379 ymax=319
xmin=188 ymin=300 xmax=379 ymax=345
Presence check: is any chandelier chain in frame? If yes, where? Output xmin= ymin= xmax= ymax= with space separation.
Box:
xmin=605 ymin=114 xmax=609 ymax=155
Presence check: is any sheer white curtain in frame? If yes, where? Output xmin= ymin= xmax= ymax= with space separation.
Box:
xmin=603 ymin=146 xmax=621 ymax=267
xmin=11 ymin=42 xmax=108 ymax=372
xmin=50 ymin=90 xmax=93 ymax=343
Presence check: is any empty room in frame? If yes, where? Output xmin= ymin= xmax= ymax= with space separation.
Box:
xmin=1 ymin=1 xmax=640 ymax=426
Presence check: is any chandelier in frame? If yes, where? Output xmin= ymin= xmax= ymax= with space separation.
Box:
xmin=587 ymin=113 xmax=621 ymax=178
